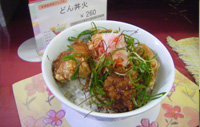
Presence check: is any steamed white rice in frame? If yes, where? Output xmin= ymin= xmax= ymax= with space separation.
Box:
xmin=59 ymin=79 xmax=116 ymax=113
xmin=60 ymin=79 xmax=99 ymax=111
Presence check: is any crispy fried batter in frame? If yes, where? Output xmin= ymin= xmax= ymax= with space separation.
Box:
xmin=53 ymin=40 xmax=91 ymax=83
xmin=53 ymin=37 xmax=160 ymax=113
xmin=104 ymin=71 xmax=137 ymax=112
xmin=103 ymin=44 xmax=160 ymax=112
xmin=136 ymin=44 xmax=160 ymax=87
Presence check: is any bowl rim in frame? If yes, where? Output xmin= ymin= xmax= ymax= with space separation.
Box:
xmin=42 ymin=20 xmax=175 ymax=119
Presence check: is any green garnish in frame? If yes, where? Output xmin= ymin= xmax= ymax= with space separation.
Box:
xmin=68 ymin=22 xmax=112 ymax=43
xmin=62 ymin=22 xmax=165 ymax=109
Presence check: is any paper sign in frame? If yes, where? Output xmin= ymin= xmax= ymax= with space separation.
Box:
xmin=29 ymin=0 xmax=107 ymax=55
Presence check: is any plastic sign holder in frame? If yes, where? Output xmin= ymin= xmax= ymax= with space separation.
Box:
xmin=18 ymin=0 xmax=107 ymax=62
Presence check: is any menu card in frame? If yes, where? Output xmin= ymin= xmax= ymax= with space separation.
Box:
xmin=28 ymin=0 xmax=107 ymax=55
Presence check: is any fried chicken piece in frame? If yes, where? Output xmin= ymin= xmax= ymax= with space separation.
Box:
xmin=104 ymin=71 xmax=138 ymax=112
xmin=53 ymin=40 xmax=91 ymax=83
xmin=136 ymin=43 xmax=160 ymax=87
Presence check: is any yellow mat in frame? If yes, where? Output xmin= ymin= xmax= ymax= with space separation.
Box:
xmin=13 ymin=70 xmax=199 ymax=127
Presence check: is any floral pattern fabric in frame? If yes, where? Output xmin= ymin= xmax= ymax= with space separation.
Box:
xmin=13 ymin=70 xmax=199 ymax=127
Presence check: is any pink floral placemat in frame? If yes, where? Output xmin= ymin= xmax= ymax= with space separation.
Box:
xmin=13 ymin=69 xmax=199 ymax=127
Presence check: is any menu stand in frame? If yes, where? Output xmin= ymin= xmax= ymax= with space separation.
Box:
xmin=17 ymin=37 xmax=42 ymax=62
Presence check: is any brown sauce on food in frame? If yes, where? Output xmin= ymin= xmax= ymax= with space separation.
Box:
xmin=103 ymin=68 xmax=139 ymax=112
xmin=52 ymin=32 xmax=160 ymax=113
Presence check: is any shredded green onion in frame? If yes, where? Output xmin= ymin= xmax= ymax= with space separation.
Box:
xmin=63 ymin=22 xmax=165 ymax=109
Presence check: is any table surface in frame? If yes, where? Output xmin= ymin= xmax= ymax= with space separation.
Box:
xmin=0 ymin=0 xmax=198 ymax=126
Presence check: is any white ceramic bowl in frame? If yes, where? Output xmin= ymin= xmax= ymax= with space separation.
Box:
xmin=42 ymin=20 xmax=175 ymax=121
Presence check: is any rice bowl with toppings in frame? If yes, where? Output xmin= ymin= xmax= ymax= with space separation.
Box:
xmin=42 ymin=20 xmax=175 ymax=120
